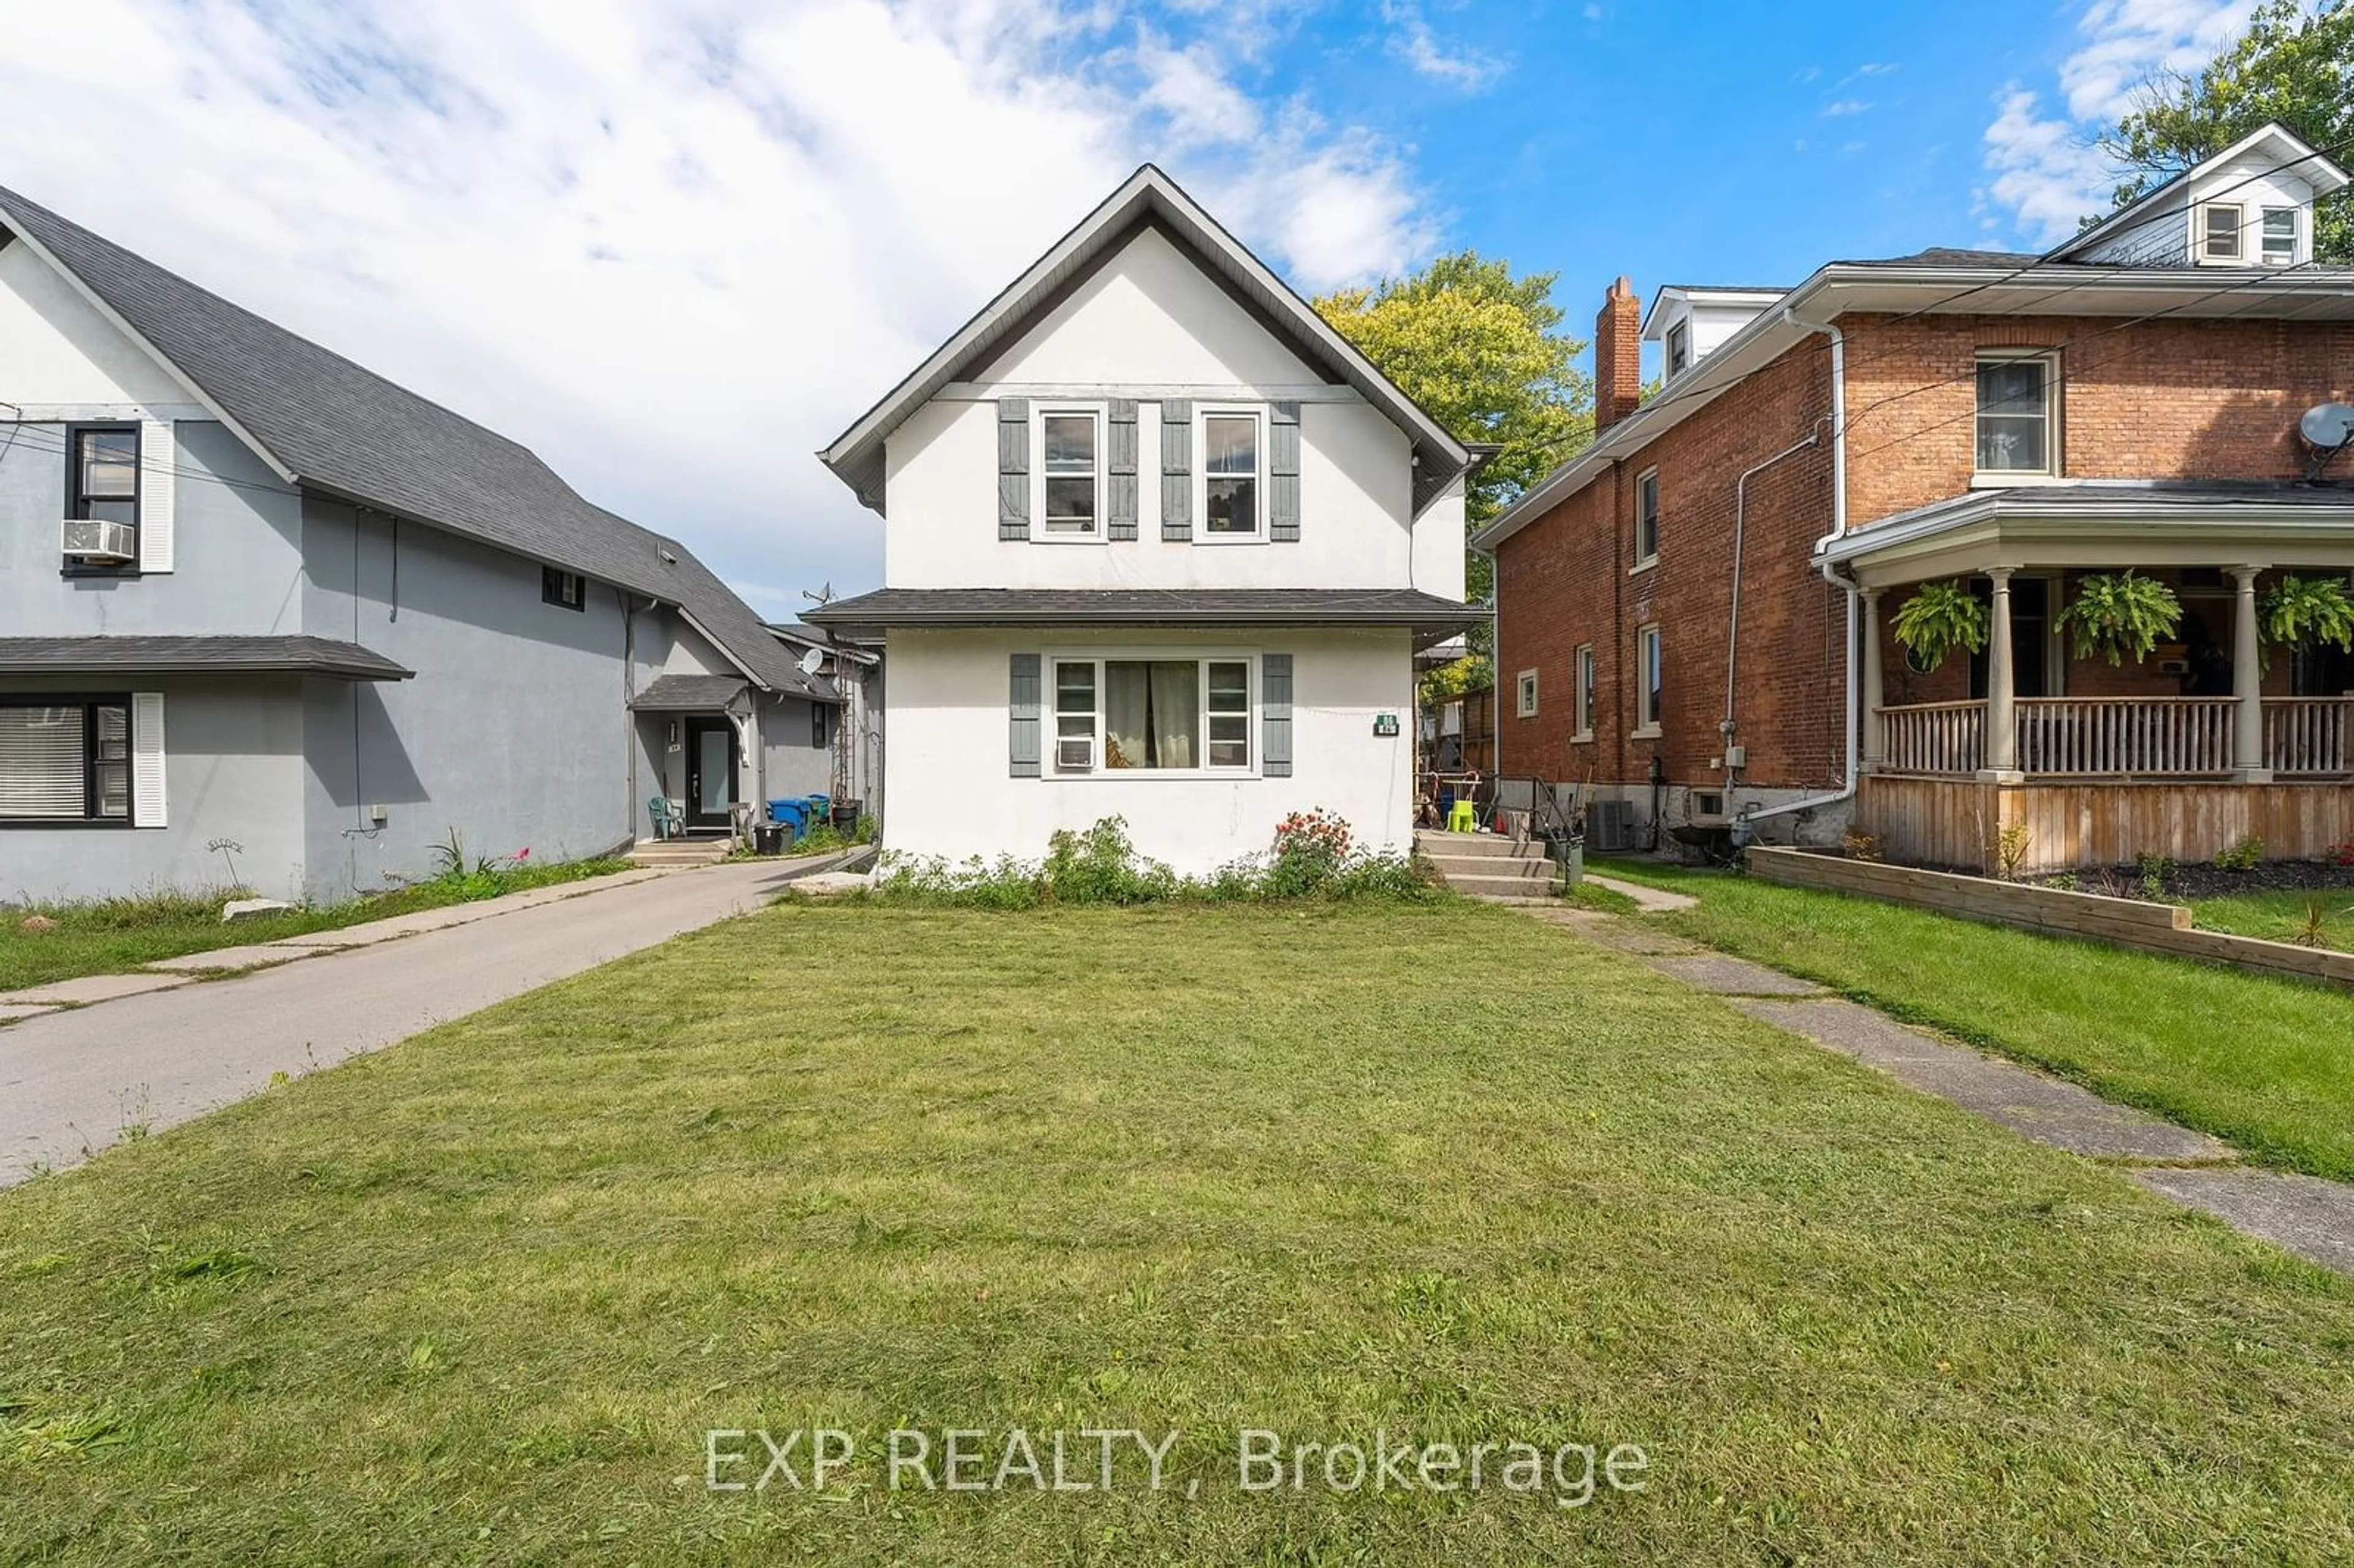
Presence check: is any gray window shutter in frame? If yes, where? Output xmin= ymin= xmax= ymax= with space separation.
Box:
xmin=1269 ymin=401 xmax=1300 ymax=543
xmin=1260 ymin=653 xmax=1292 ymax=778
xmin=999 ymin=398 xmax=1030 ymax=541
xmin=1107 ymin=398 xmax=1139 ymax=540
xmin=1008 ymin=653 xmax=1042 ymax=777
xmin=1160 ymin=398 xmax=1192 ymax=541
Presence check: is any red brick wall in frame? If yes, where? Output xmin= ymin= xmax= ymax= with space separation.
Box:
xmin=1843 ymin=314 xmax=2354 ymax=525
xmin=1497 ymin=311 xmax=2349 ymax=795
xmin=1495 ymin=339 xmax=1844 ymax=793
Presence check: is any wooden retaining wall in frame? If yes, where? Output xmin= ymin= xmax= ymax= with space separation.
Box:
xmin=1747 ymin=845 xmax=2354 ymax=992
xmin=1856 ymin=775 xmax=2354 ymax=877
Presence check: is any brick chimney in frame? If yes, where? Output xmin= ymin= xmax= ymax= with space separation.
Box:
xmin=1594 ymin=275 xmax=1642 ymax=433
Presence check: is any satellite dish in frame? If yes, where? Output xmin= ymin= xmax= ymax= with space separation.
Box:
xmin=2299 ymin=402 xmax=2354 ymax=450
xmin=798 ymin=646 xmax=826 ymax=676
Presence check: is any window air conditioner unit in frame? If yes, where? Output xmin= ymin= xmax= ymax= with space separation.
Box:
xmin=62 ymin=519 xmax=136 ymax=562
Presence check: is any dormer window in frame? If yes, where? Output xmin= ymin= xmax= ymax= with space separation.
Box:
xmin=1664 ymin=320 xmax=1691 ymax=378
xmin=2261 ymin=206 xmax=2299 ymax=265
xmin=2200 ymin=202 xmax=2245 ymax=262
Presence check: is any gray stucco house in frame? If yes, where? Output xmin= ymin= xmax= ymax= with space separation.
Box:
xmin=0 ymin=185 xmax=837 ymax=904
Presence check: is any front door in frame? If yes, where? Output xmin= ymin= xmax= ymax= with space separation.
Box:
xmin=684 ymin=718 xmax=737 ymax=831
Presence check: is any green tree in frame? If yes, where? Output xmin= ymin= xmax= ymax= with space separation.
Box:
xmin=2100 ymin=0 xmax=2354 ymax=261
xmin=1314 ymin=253 xmax=1592 ymax=630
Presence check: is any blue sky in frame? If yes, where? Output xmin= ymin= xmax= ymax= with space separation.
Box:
xmin=0 ymin=0 xmax=2268 ymax=602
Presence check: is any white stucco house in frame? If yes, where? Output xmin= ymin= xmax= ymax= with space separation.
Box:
xmin=808 ymin=166 xmax=1481 ymax=873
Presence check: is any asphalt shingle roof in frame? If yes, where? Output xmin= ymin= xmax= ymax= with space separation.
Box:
xmin=0 ymin=635 xmax=412 ymax=680
xmin=0 ymin=185 xmax=822 ymax=701
xmin=627 ymin=674 xmax=752 ymax=712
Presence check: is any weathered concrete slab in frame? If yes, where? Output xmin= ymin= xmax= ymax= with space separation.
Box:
xmin=147 ymin=945 xmax=321 ymax=973
xmin=1732 ymin=998 xmax=2236 ymax=1163
xmin=1 ymin=972 xmax=190 ymax=1006
xmin=1644 ymin=954 xmax=1825 ymax=995
xmin=0 ymin=1004 xmax=60 ymax=1024
xmin=1523 ymin=909 xmax=1704 ymax=955
xmin=2135 ymin=1168 xmax=2354 ymax=1277
xmin=1585 ymin=873 xmax=1698 ymax=913
xmin=785 ymin=871 xmax=872 ymax=897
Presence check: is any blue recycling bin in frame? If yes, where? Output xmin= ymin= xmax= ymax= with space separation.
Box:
xmin=766 ymin=799 xmax=808 ymax=842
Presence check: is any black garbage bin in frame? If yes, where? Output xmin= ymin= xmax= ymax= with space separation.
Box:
xmin=753 ymin=823 xmax=785 ymax=856
xmin=831 ymin=799 xmax=862 ymax=832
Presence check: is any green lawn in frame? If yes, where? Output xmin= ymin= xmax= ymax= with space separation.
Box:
xmin=2185 ymin=886 xmax=2354 ymax=954
xmin=4 ymin=901 xmax=2351 ymax=1563
xmin=0 ymin=858 xmax=631 ymax=994
xmin=1593 ymin=857 xmax=2354 ymax=1182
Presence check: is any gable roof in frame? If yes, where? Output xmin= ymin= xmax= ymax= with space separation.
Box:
xmin=0 ymin=183 xmax=823 ymax=701
xmin=818 ymin=164 xmax=1471 ymax=518
xmin=2049 ymin=121 xmax=2351 ymax=264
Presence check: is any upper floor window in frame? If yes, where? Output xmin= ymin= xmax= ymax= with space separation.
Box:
xmin=1202 ymin=410 xmax=1262 ymax=538
xmin=1574 ymin=645 xmax=1596 ymax=740
xmin=542 ymin=567 xmax=587 ymax=610
xmin=1041 ymin=410 xmax=1100 ymax=536
xmin=62 ymin=426 xmax=140 ymax=568
xmin=1515 ymin=668 xmax=1539 ymax=718
xmin=1664 ymin=321 xmax=1691 ymax=378
xmin=2200 ymin=202 xmax=2244 ymax=262
xmin=2261 ymin=206 xmax=2299 ymax=266
xmin=1634 ymin=468 xmax=1661 ymax=566
xmin=1 ymin=700 xmax=130 ymax=824
xmin=1975 ymin=354 xmax=2057 ymax=476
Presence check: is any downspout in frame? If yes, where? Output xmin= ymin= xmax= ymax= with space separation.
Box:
xmin=1740 ymin=309 xmax=1857 ymax=832
xmin=1724 ymin=427 xmax=1826 ymax=789
xmin=622 ymin=591 xmax=642 ymax=845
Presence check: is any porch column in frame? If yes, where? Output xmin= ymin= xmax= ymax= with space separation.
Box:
xmin=1980 ymin=567 xmax=2020 ymax=778
xmin=1860 ymin=586 xmax=1886 ymax=772
xmin=2231 ymin=564 xmax=2273 ymax=783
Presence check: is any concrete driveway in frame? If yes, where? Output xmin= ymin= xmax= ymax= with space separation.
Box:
xmin=0 ymin=859 xmax=813 ymax=1187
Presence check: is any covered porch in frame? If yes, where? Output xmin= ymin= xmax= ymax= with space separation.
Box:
xmin=629 ymin=674 xmax=758 ymax=840
xmin=1829 ymin=484 xmax=2354 ymax=873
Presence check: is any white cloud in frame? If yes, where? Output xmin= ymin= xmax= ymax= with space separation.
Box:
xmin=1822 ymin=99 xmax=1873 ymax=117
xmin=1980 ymin=0 xmax=2258 ymax=245
xmin=1837 ymin=61 xmax=1899 ymax=88
xmin=0 ymin=0 xmax=1439 ymax=603
xmin=1379 ymin=1 xmax=1506 ymax=91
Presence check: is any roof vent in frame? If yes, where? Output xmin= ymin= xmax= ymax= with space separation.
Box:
xmin=2299 ymin=402 xmax=2354 ymax=480
xmin=658 ymin=547 xmax=679 ymax=565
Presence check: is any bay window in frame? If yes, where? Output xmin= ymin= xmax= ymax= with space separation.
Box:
xmin=1 ymin=700 xmax=131 ymax=823
xmin=1051 ymin=655 xmax=1254 ymax=773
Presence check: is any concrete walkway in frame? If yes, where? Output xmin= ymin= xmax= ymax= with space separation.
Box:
xmin=1523 ymin=903 xmax=2354 ymax=1276
xmin=0 ymin=859 xmax=813 ymax=1187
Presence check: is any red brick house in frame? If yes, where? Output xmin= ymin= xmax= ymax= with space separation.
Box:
xmin=1476 ymin=123 xmax=2354 ymax=873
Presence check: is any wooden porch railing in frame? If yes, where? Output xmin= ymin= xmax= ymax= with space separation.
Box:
xmin=1882 ymin=700 xmax=1983 ymax=775
xmin=2013 ymin=697 xmax=2236 ymax=776
xmin=2266 ymin=698 xmax=2354 ymax=775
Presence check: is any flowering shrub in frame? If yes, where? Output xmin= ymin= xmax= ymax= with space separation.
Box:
xmin=874 ymin=814 xmax=1432 ymax=907
xmin=2328 ymin=842 xmax=2354 ymax=869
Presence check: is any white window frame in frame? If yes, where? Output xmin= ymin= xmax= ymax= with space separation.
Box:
xmin=1195 ymin=405 xmax=1265 ymax=543
xmin=1044 ymin=647 xmax=1260 ymax=778
xmin=2260 ymin=205 xmax=2299 ymax=266
xmin=2198 ymin=200 xmax=2245 ymax=264
xmin=1664 ymin=320 xmax=1691 ymax=378
xmin=1634 ymin=624 xmax=1663 ymax=737
xmin=1515 ymin=667 xmax=1539 ymax=719
xmin=1972 ymin=351 xmax=2060 ymax=481
xmin=1034 ymin=403 xmax=1107 ymax=543
xmin=1632 ymin=467 xmax=1661 ymax=570
xmin=1573 ymin=644 xmax=1596 ymax=742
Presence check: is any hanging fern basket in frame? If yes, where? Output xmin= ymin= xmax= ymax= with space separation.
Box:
xmin=1891 ymin=581 xmax=1990 ymax=674
xmin=2056 ymin=571 xmax=2182 ymax=668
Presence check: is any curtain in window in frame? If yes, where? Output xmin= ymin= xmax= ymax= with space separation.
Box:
xmin=1103 ymin=661 xmax=1200 ymax=768
xmin=0 ymin=706 xmax=88 ymax=818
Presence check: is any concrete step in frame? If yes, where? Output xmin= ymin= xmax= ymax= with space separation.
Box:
xmin=1422 ymin=853 xmax=1552 ymax=881
xmin=631 ymin=840 xmax=731 ymax=867
xmin=1445 ymin=872 xmax=1565 ymax=900
xmin=1414 ymin=830 xmax=1536 ymax=859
